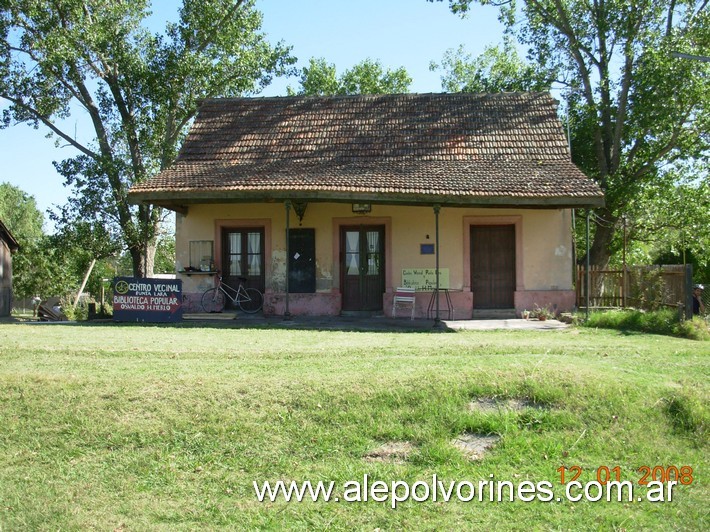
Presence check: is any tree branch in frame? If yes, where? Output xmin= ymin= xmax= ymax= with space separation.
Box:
xmin=103 ymin=71 xmax=146 ymax=182
xmin=0 ymin=94 xmax=98 ymax=159
xmin=631 ymin=125 xmax=685 ymax=179
xmin=529 ymin=0 xmax=606 ymax=179
xmin=666 ymin=0 xmax=677 ymax=36
xmin=611 ymin=11 xmax=643 ymax=173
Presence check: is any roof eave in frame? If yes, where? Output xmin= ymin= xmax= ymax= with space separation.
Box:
xmin=128 ymin=189 xmax=605 ymax=211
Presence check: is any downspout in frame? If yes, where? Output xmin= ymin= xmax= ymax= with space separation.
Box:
xmin=433 ymin=204 xmax=442 ymax=328
xmin=284 ymin=200 xmax=292 ymax=319
xmin=586 ymin=209 xmax=590 ymax=321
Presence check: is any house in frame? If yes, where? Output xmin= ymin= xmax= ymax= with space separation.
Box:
xmin=128 ymin=92 xmax=604 ymax=318
xmin=0 ymin=219 xmax=20 ymax=317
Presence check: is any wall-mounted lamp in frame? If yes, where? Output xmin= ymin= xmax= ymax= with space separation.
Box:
xmin=293 ymin=202 xmax=308 ymax=225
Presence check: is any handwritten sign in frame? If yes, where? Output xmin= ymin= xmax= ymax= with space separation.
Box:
xmin=113 ymin=277 xmax=183 ymax=322
xmin=401 ymin=268 xmax=449 ymax=290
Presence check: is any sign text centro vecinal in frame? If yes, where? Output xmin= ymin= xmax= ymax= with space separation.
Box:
xmin=113 ymin=277 xmax=183 ymax=323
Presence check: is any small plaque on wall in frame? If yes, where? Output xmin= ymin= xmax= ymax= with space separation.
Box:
xmin=420 ymin=243 xmax=435 ymax=255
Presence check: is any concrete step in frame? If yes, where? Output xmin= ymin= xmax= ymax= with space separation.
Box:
xmin=472 ymin=308 xmax=517 ymax=319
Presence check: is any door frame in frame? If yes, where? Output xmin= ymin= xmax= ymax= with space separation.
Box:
xmin=288 ymin=227 xmax=316 ymax=293
xmin=469 ymin=224 xmax=517 ymax=308
xmin=333 ymin=216 xmax=392 ymax=304
xmin=214 ymin=218 xmax=272 ymax=291
xmin=463 ymin=215 xmax=524 ymax=294
xmin=339 ymin=224 xmax=386 ymax=311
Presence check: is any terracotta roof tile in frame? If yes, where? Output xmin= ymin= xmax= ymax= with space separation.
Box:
xmin=129 ymin=92 xmax=603 ymax=206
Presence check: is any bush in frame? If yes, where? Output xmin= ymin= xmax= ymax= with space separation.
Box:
xmin=58 ymin=295 xmax=90 ymax=321
xmin=583 ymin=309 xmax=709 ymax=340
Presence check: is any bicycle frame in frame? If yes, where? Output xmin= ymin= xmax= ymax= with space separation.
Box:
xmin=216 ymin=277 xmax=248 ymax=305
xmin=201 ymin=274 xmax=263 ymax=313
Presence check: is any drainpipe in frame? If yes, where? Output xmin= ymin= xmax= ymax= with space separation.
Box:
xmin=284 ymin=200 xmax=292 ymax=320
xmin=622 ymin=216 xmax=627 ymax=309
xmin=585 ymin=209 xmax=590 ymax=321
xmin=433 ymin=204 xmax=442 ymax=328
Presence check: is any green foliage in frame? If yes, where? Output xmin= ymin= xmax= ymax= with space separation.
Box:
xmin=628 ymin=169 xmax=710 ymax=276
xmin=531 ymin=303 xmax=556 ymax=320
xmin=0 ymin=182 xmax=44 ymax=242
xmin=154 ymin=233 xmax=176 ymax=274
xmin=0 ymin=183 xmax=57 ymax=298
xmin=11 ymin=236 xmax=75 ymax=299
xmin=289 ymin=57 xmax=412 ymax=96
xmin=584 ymin=309 xmax=709 ymax=340
xmin=430 ymin=38 xmax=551 ymax=93
xmin=1 ymin=0 xmax=296 ymax=276
xmin=0 ymin=182 xmax=130 ymax=300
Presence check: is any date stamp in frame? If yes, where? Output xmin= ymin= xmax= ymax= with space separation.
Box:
xmin=557 ymin=465 xmax=694 ymax=486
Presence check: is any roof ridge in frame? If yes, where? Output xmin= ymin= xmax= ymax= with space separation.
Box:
xmin=199 ymin=91 xmax=552 ymax=105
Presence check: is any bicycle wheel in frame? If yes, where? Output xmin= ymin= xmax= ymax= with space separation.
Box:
xmin=201 ymin=288 xmax=225 ymax=313
xmin=238 ymin=287 xmax=263 ymax=313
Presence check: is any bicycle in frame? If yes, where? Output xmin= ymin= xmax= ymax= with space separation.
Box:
xmin=201 ymin=274 xmax=264 ymax=314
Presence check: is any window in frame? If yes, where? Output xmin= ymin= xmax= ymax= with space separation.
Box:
xmin=189 ymin=240 xmax=214 ymax=271
xmin=222 ymin=228 xmax=265 ymax=293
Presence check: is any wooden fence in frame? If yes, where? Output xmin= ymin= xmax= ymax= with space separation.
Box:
xmin=576 ymin=264 xmax=689 ymax=310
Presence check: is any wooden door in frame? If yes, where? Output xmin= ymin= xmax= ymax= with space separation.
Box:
xmin=222 ymin=228 xmax=265 ymax=308
xmin=470 ymin=225 xmax=515 ymax=308
xmin=341 ymin=226 xmax=385 ymax=311
xmin=288 ymin=228 xmax=316 ymax=293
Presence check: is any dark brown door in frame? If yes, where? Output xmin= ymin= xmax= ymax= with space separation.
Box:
xmin=341 ymin=226 xmax=385 ymax=311
xmin=470 ymin=225 xmax=515 ymax=308
xmin=289 ymin=228 xmax=315 ymax=293
xmin=222 ymin=228 xmax=265 ymax=308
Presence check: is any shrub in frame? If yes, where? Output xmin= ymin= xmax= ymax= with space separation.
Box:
xmin=583 ymin=309 xmax=709 ymax=340
xmin=58 ymin=295 xmax=90 ymax=321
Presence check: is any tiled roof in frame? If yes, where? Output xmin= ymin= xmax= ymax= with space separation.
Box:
xmin=129 ymin=92 xmax=604 ymax=207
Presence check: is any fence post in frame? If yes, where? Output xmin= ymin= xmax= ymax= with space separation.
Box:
xmin=684 ymin=264 xmax=694 ymax=320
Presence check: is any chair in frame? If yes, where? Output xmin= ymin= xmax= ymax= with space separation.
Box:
xmin=392 ymin=287 xmax=416 ymax=320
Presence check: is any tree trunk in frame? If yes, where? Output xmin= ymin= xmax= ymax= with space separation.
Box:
xmin=588 ymin=214 xmax=618 ymax=269
xmin=129 ymin=240 xmax=157 ymax=278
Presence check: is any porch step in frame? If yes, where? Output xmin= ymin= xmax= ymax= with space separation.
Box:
xmin=340 ymin=310 xmax=385 ymax=318
xmin=472 ymin=308 xmax=517 ymax=319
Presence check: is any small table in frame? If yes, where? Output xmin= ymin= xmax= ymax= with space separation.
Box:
xmin=427 ymin=289 xmax=454 ymax=320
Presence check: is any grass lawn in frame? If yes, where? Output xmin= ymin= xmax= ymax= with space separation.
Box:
xmin=0 ymin=322 xmax=707 ymax=530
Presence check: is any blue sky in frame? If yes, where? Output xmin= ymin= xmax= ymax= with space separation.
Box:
xmin=0 ymin=0 xmax=503 ymax=229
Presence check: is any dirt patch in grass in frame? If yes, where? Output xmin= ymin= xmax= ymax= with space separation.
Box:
xmin=452 ymin=433 xmax=501 ymax=460
xmin=363 ymin=441 xmax=415 ymax=463
xmin=468 ymin=397 xmax=540 ymax=413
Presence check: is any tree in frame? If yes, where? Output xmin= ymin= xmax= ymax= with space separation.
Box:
xmin=430 ymin=38 xmax=551 ymax=93
xmin=0 ymin=182 xmax=50 ymax=298
xmin=0 ymin=182 xmax=43 ymax=242
xmin=1 ymin=0 xmax=295 ymax=277
xmin=625 ymin=166 xmax=710 ymax=278
xmin=288 ymin=57 xmax=412 ymax=96
xmin=432 ymin=0 xmax=709 ymax=268
xmin=0 ymin=182 xmax=120 ymax=299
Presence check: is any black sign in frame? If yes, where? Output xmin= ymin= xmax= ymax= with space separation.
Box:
xmin=113 ymin=277 xmax=182 ymax=323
